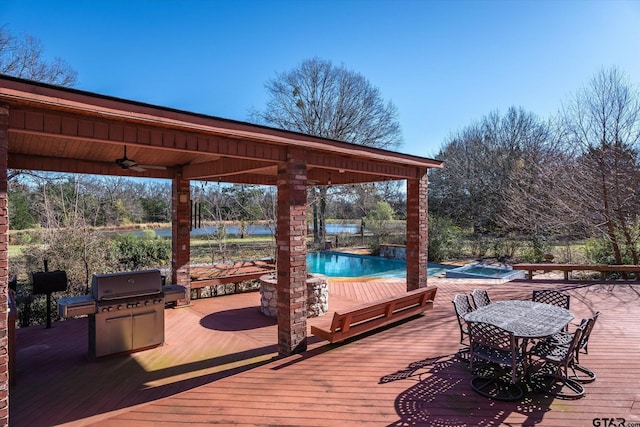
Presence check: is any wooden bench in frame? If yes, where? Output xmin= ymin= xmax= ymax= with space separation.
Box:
xmin=310 ymin=286 xmax=437 ymax=344
xmin=190 ymin=261 xmax=275 ymax=298
xmin=190 ymin=271 xmax=270 ymax=298
xmin=512 ymin=263 xmax=640 ymax=281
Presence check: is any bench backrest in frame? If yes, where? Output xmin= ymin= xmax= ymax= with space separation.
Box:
xmin=329 ymin=287 xmax=437 ymax=333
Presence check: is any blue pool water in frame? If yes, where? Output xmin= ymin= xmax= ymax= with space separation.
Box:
xmin=445 ymin=264 xmax=525 ymax=280
xmin=306 ymin=251 xmax=454 ymax=278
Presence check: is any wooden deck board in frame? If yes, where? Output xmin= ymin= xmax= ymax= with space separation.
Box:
xmin=9 ymin=278 xmax=640 ymax=426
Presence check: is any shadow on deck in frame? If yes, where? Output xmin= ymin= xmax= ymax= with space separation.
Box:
xmin=9 ymin=278 xmax=640 ymax=426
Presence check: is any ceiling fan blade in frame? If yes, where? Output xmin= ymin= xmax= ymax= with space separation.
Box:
xmin=113 ymin=146 xmax=167 ymax=172
xmin=117 ymin=158 xmax=136 ymax=168
xmin=137 ymin=164 xmax=167 ymax=170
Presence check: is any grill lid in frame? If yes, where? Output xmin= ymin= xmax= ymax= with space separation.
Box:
xmin=91 ymin=269 xmax=162 ymax=301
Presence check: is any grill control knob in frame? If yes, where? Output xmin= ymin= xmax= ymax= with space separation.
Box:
xmin=117 ymin=305 xmax=123 ymax=310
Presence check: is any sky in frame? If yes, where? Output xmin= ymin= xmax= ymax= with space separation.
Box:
xmin=2 ymin=0 xmax=640 ymax=159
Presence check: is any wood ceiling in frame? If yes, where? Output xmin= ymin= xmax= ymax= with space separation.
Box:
xmin=1 ymin=75 xmax=442 ymax=185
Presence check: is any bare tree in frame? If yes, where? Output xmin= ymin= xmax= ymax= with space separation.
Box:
xmin=496 ymin=69 xmax=640 ymax=265
xmin=21 ymin=174 xmax=115 ymax=294
xmin=251 ymin=57 xmax=402 ymax=244
xmin=556 ymin=67 xmax=640 ymax=264
xmin=0 ymin=25 xmax=77 ymax=86
xmin=2 ymin=24 xmax=78 ymax=184
xmin=430 ymin=107 xmax=552 ymax=234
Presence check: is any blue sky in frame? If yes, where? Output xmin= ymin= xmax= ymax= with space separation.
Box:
xmin=2 ymin=0 xmax=639 ymax=159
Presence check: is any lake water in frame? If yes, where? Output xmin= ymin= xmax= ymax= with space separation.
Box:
xmin=147 ymin=223 xmax=362 ymax=237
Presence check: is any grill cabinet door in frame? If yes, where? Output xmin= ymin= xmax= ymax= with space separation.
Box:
xmin=132 ymin=307 xmax=164 ymax=349
xmin=102 ymin=313 xmax=133 ymax=356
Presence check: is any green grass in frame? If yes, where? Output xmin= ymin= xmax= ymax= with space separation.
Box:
xmin=190 ymin=235 xmax=275 ymax=246
xmin=9 ymin=245 xmax=24 ymax=257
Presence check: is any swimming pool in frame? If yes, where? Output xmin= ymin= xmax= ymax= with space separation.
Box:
xmin=306 ymin=251 xmax=454 ymax=278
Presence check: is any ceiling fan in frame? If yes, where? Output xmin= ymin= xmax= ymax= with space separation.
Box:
xmin=115 ymin=146 xmax=167 ymax=172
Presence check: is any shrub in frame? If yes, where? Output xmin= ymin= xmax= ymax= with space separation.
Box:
xmin=428 ymin=214 xmax=463 ymax=261
xmin=583 ymin=238 xmax=630 ymax=264
xmin=111 ymin=233 xmax=171 ymax=271
xmin=520 ymin=235 xmax=552 ymax=263
xmin=366 ymin=201 xmax=395 ymax=255
xmin=467 ymin=235 xmax=490 ymax=259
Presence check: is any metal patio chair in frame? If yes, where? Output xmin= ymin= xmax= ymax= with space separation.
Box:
xmin=529 ymin=323 xmax=586 ymax=399
xmin=452 ymin=294 xmax=474 ymax=346
xmin=471 ymin=289 xmax=492 ymax=309
xmin=468 ymin=321 xmax=527 ymax=401
xmin=532 ymin=289 xmax=570 ymax=331
xmin=532 ymin=289 xmax=570 ymax=309
xmin=546 ymin=311 xmax=601 ymax=382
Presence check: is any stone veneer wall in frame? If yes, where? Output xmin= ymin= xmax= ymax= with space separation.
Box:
xmin=379 ymin=244 xmax=407 ymax=260
xmin=260 ymin=273 xmax=328 ymax=318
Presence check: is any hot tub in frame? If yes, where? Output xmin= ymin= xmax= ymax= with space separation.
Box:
xmin=445 ymin=264 xmax=525 ymax=280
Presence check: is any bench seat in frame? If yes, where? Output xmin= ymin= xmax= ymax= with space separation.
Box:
xmin=311 ymin=286 xmax=437 ymax=344
xmin=189 ymin=262 xmax=275 ymax=298
xmin=512 ymin=263 xmax=640 ymax=280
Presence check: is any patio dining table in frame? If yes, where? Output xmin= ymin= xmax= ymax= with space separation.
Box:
xmin=464 ymin=300 xmax=574 ymax=339
xmin=463 ymin=300 xmax=575 ymax=400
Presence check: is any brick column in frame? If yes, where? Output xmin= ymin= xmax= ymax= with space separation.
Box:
xmin=276 ymin=148 xmax=308 ymax=356
xmin=406 ymin=171 xmax=428 ymax=291
xmin=171 ymin=171 xmax=190 ymax=305
xmin=0 ymin=105 xmax=9 ymax=425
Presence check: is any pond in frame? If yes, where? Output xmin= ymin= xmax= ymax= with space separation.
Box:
xmin=143 ymin=223 xmax=363 ymax=238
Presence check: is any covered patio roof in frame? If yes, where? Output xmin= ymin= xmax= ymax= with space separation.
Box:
xmin=0 ymin=74 xmax=444 ymax=424
xmin=0 ymin=75 xmax=441 ymax=185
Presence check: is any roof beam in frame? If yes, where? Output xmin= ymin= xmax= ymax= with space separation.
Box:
xmin=305 ymin=151 xmax=425 ymax=180
xmin=182 ymin=158 xmax=277 ymax=180
xmin=9 ymin=154 xmax=174 ymax=179
xmin=8 ymin=109 xmax=288 ymax=162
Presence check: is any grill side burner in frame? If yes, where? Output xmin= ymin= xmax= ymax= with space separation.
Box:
xmin=57 ymin=295 xmax=96 ymax=318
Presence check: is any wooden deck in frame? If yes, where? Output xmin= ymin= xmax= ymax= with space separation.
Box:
xmin=9 ymin=278 xmax=640 ymax=426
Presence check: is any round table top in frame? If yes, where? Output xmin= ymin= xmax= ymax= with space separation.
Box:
xmin=463 ymin=300 xmax=574 ymax=339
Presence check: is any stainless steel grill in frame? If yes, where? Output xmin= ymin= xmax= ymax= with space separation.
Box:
xmin=57 ymin=269 xmax=186 ymax=358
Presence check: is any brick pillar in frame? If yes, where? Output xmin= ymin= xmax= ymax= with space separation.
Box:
xmin=406 ymin=172 xmax=428 ymax=291
xmin=276 ymin=148 xmax=308 ymax=356
xmin=171 ymin=172 xmax=191 ymax=305
xmin=0 ymin=105 xmax=9 ymax=425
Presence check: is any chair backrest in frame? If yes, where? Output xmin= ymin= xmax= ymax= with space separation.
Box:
xmin=468 ymin=321 xmax=515 ymax=351
xmin=471 ymin=289 xmax=491 ymax=308
xmin=561 ymin=324 xmax=585 ymax=365
xmin=576 ymin=311 xmax=601 ymax=353
xmin=468 ymin=321 xmax=522 ymax=384
xmin=452 ymin=294 xmax=474 ymax=319
xmin=532 ymin=289 xmax=570 ymax=309
xmin=452 ymin=294 xmax=474 ymax=345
